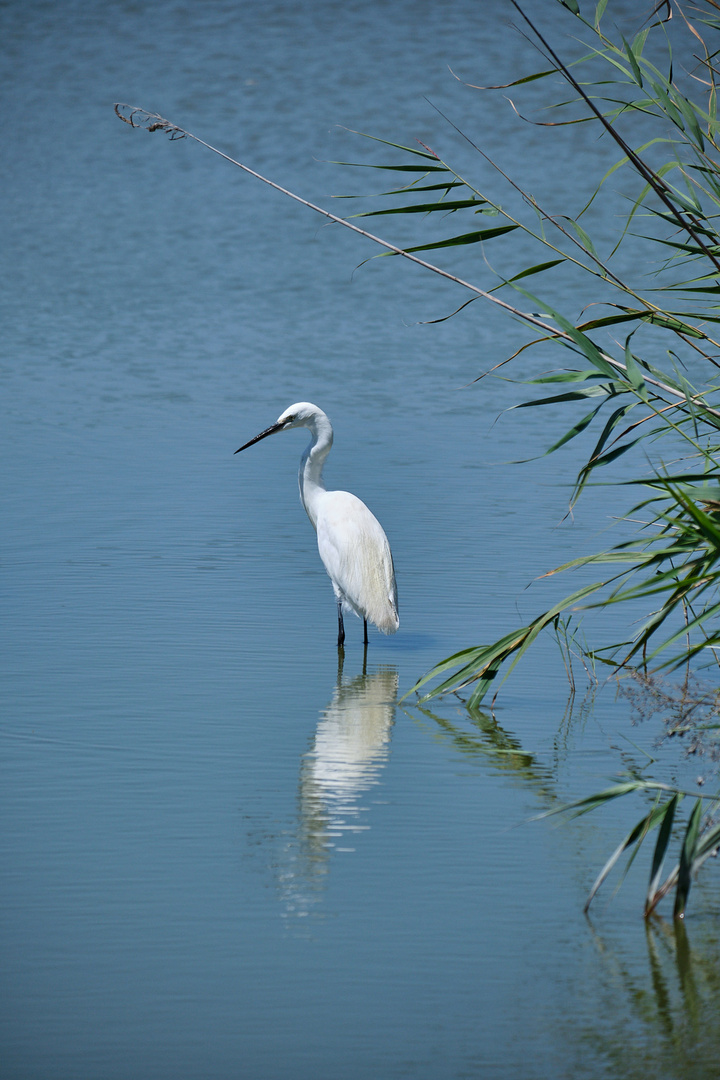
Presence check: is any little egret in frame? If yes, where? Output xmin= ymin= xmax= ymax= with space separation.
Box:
xmin=235 ymin=402 xmax=399 ymax=647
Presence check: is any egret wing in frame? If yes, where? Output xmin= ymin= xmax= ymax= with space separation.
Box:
xmin=316 ymin=491 xmax=398 ymax=634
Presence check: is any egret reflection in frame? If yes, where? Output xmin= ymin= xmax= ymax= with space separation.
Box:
xmin=277 ymin=658 xmax=398 ymax=920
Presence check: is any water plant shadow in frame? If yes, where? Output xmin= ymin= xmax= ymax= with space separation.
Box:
xmin=567 ymin=916 xmax=720 ymax=1080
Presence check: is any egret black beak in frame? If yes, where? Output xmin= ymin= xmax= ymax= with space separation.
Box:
xmin=234 ymin=421 xmax=285 ymax=454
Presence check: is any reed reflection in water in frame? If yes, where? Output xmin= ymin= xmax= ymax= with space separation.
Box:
xmin=277 ymin=658 xmax=398 ymax=919
xmin=570 ymin=916 xmax=720 ymax=1080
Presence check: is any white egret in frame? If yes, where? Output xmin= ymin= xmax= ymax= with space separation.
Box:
xmin=235 ymin=402 xmax=399 ymax=647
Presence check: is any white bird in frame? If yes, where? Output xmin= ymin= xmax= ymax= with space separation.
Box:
xmin=235 ymin=402 xmax=398 ymax=647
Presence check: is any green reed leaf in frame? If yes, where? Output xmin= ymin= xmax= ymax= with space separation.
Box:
xmin=351 ymin=198 xmax=487 ymax=218
xmin=382 ymin=224 xmax=519 ymax=256
xmin=645 ymin=794 xmax=680 ymax=914
xmin=674 ymin=799 xmax=704 ymax=918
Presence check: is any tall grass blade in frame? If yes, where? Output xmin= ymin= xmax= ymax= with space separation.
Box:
xmin=645 ymin=793 xmax=680 ymax=916
xmin=673 ymin=798 xmax=704 ymax=918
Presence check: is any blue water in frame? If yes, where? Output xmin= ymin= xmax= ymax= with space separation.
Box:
xmin=2 ymin=1 xmax=719 ymax=1077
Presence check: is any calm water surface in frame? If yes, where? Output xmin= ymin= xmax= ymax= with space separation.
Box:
xmin=2 ymin=1 xmax=719 ymax=1077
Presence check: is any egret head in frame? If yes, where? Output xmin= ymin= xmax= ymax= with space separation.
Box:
xmin=235 ymin=402 xmax=330 ymax=454
xmin=275 ymin=402 xmax=324 ymax=430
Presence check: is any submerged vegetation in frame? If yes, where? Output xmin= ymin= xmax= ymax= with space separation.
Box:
xmin=115 ymin=0 xmax=720 ymax=914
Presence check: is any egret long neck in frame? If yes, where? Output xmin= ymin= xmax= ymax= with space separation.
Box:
xmin=299 ymin=416 xmax=333 ymax=529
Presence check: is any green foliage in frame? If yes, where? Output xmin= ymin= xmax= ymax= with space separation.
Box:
xmin=540 ymin=780 xmax=720 ymax=917
xmin=339 ymin=0 xmax=720 ymax=916
xmin=338 ymin=1 xmax=720 ymax=705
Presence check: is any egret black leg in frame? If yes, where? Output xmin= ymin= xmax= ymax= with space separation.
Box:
xmin=363 ymin=618 xmax=369 ymax=646
xmin=337 ymin=602 xmax=345 ymax=648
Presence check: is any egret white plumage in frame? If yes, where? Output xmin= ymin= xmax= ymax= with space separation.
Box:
xmin=235 ymin=402 xmax=399 ymax=647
